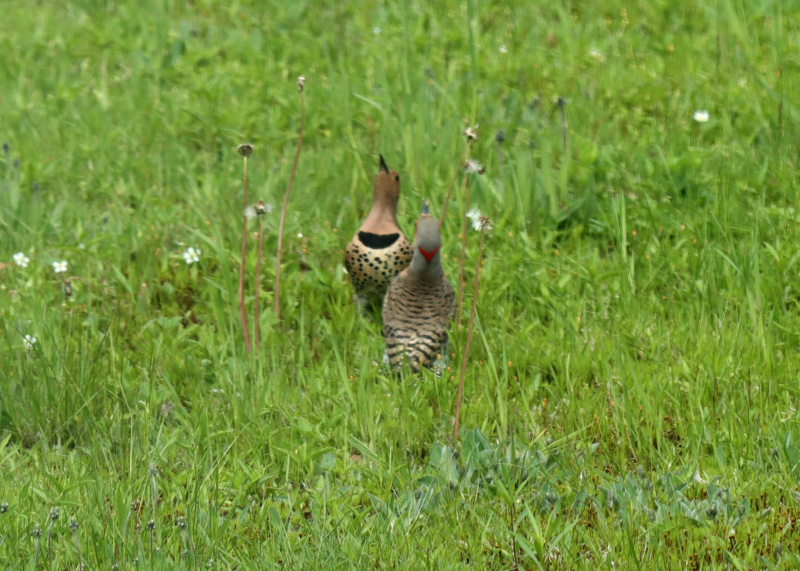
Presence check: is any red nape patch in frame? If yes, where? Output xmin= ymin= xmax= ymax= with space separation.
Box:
xmin=418 ymin=245 xmax=439 ymax=263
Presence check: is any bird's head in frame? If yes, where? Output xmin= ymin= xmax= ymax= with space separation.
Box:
xmin=414 ymin=200 xmax=442 ymax=264
xmin=374 ymin=154 xmax=401 ymax=202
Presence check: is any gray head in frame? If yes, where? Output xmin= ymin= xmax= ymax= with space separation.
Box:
xmin=410 ymin=203 xmax=443 ymax=275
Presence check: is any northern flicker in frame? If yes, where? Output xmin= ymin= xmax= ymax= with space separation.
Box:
xmin=345 ymin=155 xmax=412 ymax=311
xmin=382 ymin=200 xmax=455 ymax=374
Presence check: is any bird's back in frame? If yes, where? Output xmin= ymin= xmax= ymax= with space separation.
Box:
xmin=382 ymin=270 xmax=455 ymax=372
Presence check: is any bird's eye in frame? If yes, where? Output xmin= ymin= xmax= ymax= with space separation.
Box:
xmin=395 ymin=175 xmax=400 ymax=182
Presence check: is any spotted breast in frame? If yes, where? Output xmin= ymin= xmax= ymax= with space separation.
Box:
xmin=344 ymin=155 xmax=411 ymax=310
xmin=345 ymin=231 xmax=413 ymax=307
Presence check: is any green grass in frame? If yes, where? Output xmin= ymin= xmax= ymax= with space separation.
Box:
xmin=2 ymin=0 xmax=800 ymax=567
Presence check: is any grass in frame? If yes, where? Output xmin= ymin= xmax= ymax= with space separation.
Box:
xmin=1 ymin=0 xmax=800 ymax=567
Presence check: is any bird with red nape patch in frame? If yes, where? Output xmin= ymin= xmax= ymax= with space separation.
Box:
xmin=382 ymin=200 xmax=455 ymax=375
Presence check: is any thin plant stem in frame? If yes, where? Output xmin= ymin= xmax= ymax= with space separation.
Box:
xmin=455 ymin=175 xmax=471 ymax=327
xmin=440 ymin=149 xmax=467 ymax=223
xmin=239 ymin=155 xmax=252 ymax=352
xmin=275 ymin=84 xmax=305 ymax=321
xmin=46 ymin=520 xmax=53 ymax=562
xmin=73 ymin=528 xmax=82 ymax=570
xmin=454 ymin=222 xmax=486 ymax=440
xmin=557 ymin=97 xmax=567 ymax=154
xmin=254 ymin=216 xmax=264 ymax=348
xmin=32 ymin=525 xmax=42 ymax=564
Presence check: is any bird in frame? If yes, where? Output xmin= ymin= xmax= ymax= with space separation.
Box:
xmin=344 ymin=155 xmax=413 ymax=312
xmin=382 ymin=200 xmax=455 ymax=375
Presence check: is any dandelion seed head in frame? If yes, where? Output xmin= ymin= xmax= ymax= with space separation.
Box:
xmin=237 ymin=143 xmax=254 ymax=158
xmin=588 ymin=48 xmax=604 ymax=61
xmin=464 ymin=160 xmax=485 ymax=175
xmin=463 ymin=125 xmax=479 ymax=142
xmin=467 ymin=208 xmax=483 ymax=231
xmin=297 ymin=75 xmax=306 ymax=92
xmin=13 ymin=252 xmax=29 ymax=268
xmin=254 ymin=199 xmax=270 ymax=216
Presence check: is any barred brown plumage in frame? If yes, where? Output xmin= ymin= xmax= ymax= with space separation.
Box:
xmin=345 ymin=155 xmax=412 ymax=312
xmin=382 ymin=201 xmax=455 ymax=374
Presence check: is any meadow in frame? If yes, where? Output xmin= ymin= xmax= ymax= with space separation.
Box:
xmin=2 ymin=0 xmax=800 ymax=568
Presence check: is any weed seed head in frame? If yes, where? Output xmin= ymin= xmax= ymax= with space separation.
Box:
xmin=31 ymin=525 xmax=42 ymax=538
xmin=463 ymin=125 xmax=478 ymax=142
xmin=0 ymin=502 xmax=8 ymax=514
xmin=147 ymin=519 xmax=155 ymax=531
xmin=464 ymin=159 xmax=485 ymax=175
xmin=237 ymin=143 xmax=254 ymax=158
xmin=297 ymin=75 xmax=306 ymax=92
xmin=69 ymin=517 xmax=79 ymax=532
xmin=50 ymin=507 xmax=60 ymax=521
xmin=495 ymin=130 xmax=506 ymax=144
xmin=176 ymin=516 xmax=187 ymax=530
xmin=254 ymin=199 xmax=269 ymax=216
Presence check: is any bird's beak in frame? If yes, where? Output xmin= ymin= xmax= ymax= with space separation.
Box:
xmin=379 ymin=154 xmax=389 ymax=173
xmin=421 ymin=199 xmax=429 ymax=215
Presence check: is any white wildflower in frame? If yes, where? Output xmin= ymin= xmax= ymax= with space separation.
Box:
xmin=13 ymin=252 xmax=29 ymax=268
xmin=499 ymin=44 xmax=508 ymax=54
xmin=182 ymin=247 xmax=201 ymax=265
xmin=463 ymin=125 xmax=479 ymax=141
xmin=297 ymin=233 xmax=303 ymax=238
xmin=373 ymin=27 xmax=381 ymax=35
xmin=588 ymin=48 xmax=604 ymax=61
xmin=693 ymin=110 xmax=709 ymax=123
xmin=52 ymin=260 xmax=68 ymax=274
xmin=23 ymin=334 xmax=37 ymax=350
